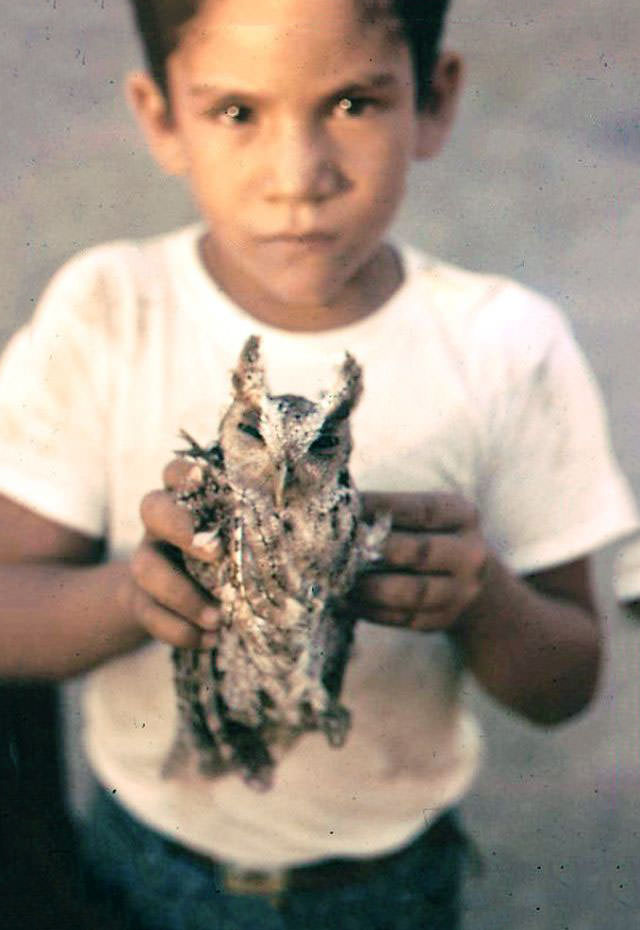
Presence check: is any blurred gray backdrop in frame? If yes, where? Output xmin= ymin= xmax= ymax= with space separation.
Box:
xmin=2 ymin=2 xmax=639 ymax=927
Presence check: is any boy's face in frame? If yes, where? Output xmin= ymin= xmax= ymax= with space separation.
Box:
xmin=131 ymin=0 xmax=459 ymax=329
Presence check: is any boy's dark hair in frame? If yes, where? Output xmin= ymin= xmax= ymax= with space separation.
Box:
xmin=129 ymin=0 xmax=451 ymax=111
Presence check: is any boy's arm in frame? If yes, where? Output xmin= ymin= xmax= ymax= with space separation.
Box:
xmin=0 ymin=493 xmax=217 ymax=680
xmin=0 ymin=494 xmax=144 ymax=679
xmin=355 ymin=491 xmax=600 ymax=726
xmin=452 ymin=554 xmax=598 ymax=725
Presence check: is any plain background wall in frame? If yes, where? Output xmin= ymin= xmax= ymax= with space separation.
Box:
xmin=2 ymin=2 xmax=639 ymax=926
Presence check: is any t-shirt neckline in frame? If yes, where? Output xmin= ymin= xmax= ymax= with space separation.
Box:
xmin=172 ymin=223 xmax=428 ymax=351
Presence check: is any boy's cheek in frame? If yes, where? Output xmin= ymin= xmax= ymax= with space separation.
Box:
xmin=350 ymin=129 xmax=413 ymax=186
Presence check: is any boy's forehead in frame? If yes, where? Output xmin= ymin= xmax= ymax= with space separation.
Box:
xmin=180 ymin=0 xmax=402 ymax=42
xmin=174 ymin=0 xmax=407 ymax=84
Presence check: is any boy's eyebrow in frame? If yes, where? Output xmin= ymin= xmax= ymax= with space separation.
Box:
xmin=331 ymin=72 xmax=400 ymax=93
xmin=187 ymin=71 xmax=400 ymax=99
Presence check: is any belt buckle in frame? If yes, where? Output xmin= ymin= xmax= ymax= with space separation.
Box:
xmin=222 ymin=864 xmax=288 ymax=900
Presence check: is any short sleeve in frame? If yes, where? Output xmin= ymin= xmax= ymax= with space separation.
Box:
xmin=612 ymin=534 xmax=640 ymax=602
xmin=475 ymin=285 xmax=638 ymax=574
xmin=0 ymin=251 xmax=113 ymax=536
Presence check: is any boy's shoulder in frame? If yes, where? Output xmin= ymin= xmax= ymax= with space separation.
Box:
xmin=34 ymin=224 xmax=201 ymax=334
xmin=402 ymin=242 xmax=573 ymax=355
xmin=47 ymin=223 xmax=198 ymax=290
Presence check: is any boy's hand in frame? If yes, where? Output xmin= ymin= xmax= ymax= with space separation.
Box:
xmin=130 ymin=483 xmax=488 ymax=645
xmin=351 ymin=491 xmax=489 ymax=632
xmin=130 ymin=460 xmax=221 ymax=649
xmin=352 ymin=492 xmax=600 ymax=725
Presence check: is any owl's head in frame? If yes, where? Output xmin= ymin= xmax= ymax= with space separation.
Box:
xmin=219 ymin=336 xmax=362 ymax=506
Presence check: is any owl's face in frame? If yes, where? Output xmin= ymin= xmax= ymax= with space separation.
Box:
xmin=219 ymin=337 xmax=361 ymax=507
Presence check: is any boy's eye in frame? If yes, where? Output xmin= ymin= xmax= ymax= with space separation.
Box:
xmin=214 ymin=102 xmax=253 ymax=125
xmin=333 ymin=96 xmax=374 ymax=118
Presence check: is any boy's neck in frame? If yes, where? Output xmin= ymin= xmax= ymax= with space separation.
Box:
xmin=199 ymin=235 xmax=403 ymax=333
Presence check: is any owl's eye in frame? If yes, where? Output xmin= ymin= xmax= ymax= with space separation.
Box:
xmin=326 ymin=400 xmax=351 ymax=423
xmin=237 ymin=422 xmax=264 ymax=443
xmin=309 ymin=433 xmax=339 ymax=456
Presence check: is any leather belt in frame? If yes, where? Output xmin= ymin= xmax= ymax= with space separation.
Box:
xmin=221 ymin=849 xmax=402 ymax=896
xmin=162 ymin=812 xmax=463 ymax=897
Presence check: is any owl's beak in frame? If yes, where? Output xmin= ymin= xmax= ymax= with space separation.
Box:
xmin=274 ymin=459 xmax=293 ymax=509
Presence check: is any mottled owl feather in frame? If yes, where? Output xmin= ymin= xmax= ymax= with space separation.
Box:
xmin=163 ymin=335 xmax=390 ymax=789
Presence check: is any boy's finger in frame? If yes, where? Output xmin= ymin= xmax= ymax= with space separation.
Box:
xmin=163 ymin=457 xmax=203 ymax=491
xmin=382 ymin=531 xmax=481 ymax=577
xmin=362 ymin=491 xmax=477 ymax=531
xmin=130 ymin=540 xmax=217 ymax=627
xmin=141 ymin=490 xmax=221 ymax=561
xmin=360 ymin=606 xmax=447 ymax=632
xmin=140 ymin=490 xmax=195 ymax=549
xmin=380 ymin=531 xmax=431 ymax=570
xmin=131 ymin=587 xmax=209 ymax=649
xmin=354 ymin=572 xmax=454 ymax=611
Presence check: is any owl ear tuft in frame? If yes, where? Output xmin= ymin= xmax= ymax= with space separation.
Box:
xmin=321 ymin=353 xmax=363 ymax=421
xmin=232 ymin=335 xmax=267 ymax=405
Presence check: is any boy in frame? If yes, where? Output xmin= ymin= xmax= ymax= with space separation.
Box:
xmin=0 ymin=0 xmax=636 ymax=927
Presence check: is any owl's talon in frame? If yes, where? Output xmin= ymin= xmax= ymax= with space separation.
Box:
xmin=198 ymin=754 xmax=226 ymax=777
xmin=322 ymin=706 xmax=350 ymax=747
xmin=243 ymin=766 xmax=274 ymax=791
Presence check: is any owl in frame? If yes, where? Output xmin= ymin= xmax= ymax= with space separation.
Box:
xmin=163 ymin=335 xmax=390 ymax=789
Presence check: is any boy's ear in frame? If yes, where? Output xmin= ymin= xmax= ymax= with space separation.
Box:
xmin=414 ymin=52 xmax=465 ymax=160
xmin=126 ymin=72 xmax=188 ymax=176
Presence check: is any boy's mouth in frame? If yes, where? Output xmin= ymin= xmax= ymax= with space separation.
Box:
xmin=253 ymin=231 xmax=340 ymax=264
xmin=257 ymin=231 xmax=337 ymax=245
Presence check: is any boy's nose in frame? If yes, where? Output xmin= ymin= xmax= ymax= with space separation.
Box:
xmin=263 ymin=123 xmax=349 ymax=204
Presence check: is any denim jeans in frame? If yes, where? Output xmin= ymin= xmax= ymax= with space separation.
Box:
xmin=79 ymin=786 xmax=466 ymax=930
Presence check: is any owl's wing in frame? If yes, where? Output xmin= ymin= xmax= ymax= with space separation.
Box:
xmin=163 ymin=647 xmax=229 ymax=778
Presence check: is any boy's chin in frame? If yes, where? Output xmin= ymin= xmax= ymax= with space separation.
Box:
xmin=264 ymin=279 xmax=346 ymax=311
xmin=205 ymin=238 xmax=391 ymax=327
xmin=235 ymin=270 xmax=359 ymax=323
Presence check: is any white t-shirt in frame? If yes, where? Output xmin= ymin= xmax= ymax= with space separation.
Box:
xmin=613 ymin=534 xmax=640 ymax=602
xmin=0 ymin=224 xmax=636 ymax=867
